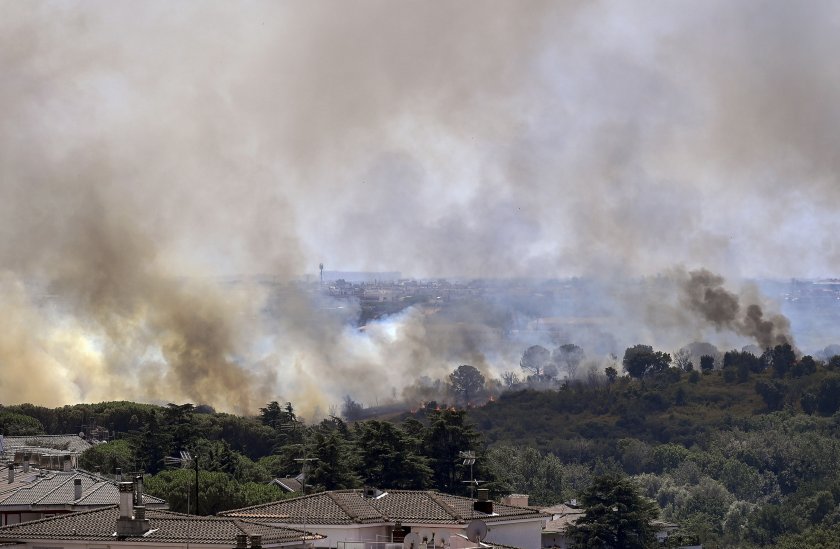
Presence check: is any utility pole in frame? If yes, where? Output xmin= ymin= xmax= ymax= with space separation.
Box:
xmin=194 ymin=453 xmax=199 ymax=515
xmin=295 ymin=453 xmax=317 ymax=548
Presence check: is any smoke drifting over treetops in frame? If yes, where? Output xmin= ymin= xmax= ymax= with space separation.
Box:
xmin=682 ymin=270 xmax=793 ymax=350
xmin=0 ymin=1 xmax=837 ymax=414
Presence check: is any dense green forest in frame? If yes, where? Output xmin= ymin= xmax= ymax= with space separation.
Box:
xmin=3 ymin=343 xmax=840 ymax=547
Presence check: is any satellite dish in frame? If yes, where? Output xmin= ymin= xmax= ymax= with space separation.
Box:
xmin=403 ymin=532 xmax=422 ymax=549
xmin=465 ymin=520 xmax=488 ymax=543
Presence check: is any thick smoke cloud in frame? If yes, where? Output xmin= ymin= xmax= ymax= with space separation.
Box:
xmin=0 ymin=1 xmax=836 ymax=413
xmin=682 ymin=269 xmax=793 ymax=350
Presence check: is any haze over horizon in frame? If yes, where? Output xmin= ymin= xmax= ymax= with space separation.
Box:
xmin=2 ymin=1 xmax=839 ymax=415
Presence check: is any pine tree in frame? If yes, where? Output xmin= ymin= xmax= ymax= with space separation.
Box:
xmin=568 ymin=474 xmax=659 ymax=549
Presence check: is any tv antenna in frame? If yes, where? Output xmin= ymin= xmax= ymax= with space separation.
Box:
xmin=459 ymin=451 xmax=484 ymax=500
xmin=164 ymin=451 xmax=199 ymax=515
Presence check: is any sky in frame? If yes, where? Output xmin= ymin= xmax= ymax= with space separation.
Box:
xmin=1 ymin=1 xmax=839 ymax=414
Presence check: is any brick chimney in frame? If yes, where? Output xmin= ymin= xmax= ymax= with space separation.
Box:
xmin=473 ymin=488 xmax=493 ymax=515
xmin=7 ymin=463 xmax=14 ymax=483
xmin=250 ymin=535 xmax=262 ymax=549
xmin=501 ymin=494 xmax=529 ymax=507
xmin=235 ymin=534 xmax=248 ymax=549
xmin=74 ymin=478 xmax=82 ymax=500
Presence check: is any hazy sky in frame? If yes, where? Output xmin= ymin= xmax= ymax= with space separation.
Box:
xmin=1 ymin=1 xmax=838 ymax=413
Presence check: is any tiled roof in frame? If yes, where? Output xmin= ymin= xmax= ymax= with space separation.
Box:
xmin=271 ymin=478 xmax=303 ymax=492
xmin=0 ymin=465 xmax=41 ymax=495
xmin=540 ymin=504 xmax=579 ymax=516
xmin=0 ymin=470 xmax=165 ymax=508
xmin=221 ymin=490 xmax=549 ymax=525
xmin=2 ymin=435 xmax=92 ymax=454
xmin=540 ymin=506 xmax=584 ymax=534
xmin=0 ymin=506 xmax=322 ymax=545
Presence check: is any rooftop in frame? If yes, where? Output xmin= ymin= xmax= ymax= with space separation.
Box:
xmin=539 ymin=504 xmax=584 ymax=535
xmin=0 ymin=505 xmax=322 ymax=545
xmin=0 ymin=469 xmax=165 ymax=509
xmin=270 ymin=478 xmax=303 ymax=493
xmin=220 ymin=490 xmax=548 ymax=525
xmin=2 ymin=435 xmax=92 ymax=455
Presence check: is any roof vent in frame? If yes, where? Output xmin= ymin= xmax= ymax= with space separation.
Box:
xmin=363 ymin=486 xmax=385 ymax=498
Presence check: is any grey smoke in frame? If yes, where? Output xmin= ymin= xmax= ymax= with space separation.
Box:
xmin=0 ymin=1 xmax=835 ymax=412
xmin=682 ymin=269 xmax=793 ymax=350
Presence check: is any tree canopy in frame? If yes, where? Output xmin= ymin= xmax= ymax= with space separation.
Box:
xmin=520 ymin=345 xmax=552 ymax=378
xmin=568 ymin=474 xmax=659 ymax=549
xmin=623 ymin=345 xmax=672 ymax=379
xmin=449 ymin=364 xmax=486 ymax=405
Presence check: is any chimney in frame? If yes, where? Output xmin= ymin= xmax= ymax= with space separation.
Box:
xmin=473 ymin=489 xmax=493 ymax=515
xmin=134 ymin=475 xmax=144 ymax=505
xmin=7 ymin=463 xmax=14 ymax=483
xmin=74 ymin=478 xmax=82 ymax=500
xmin=250 ymin=535 xmax=262 ymax=549
xmin=501 ymin=494 xmax=529 ymax=507
xmin=22 ymin=453 xmax=30 ymax=473
xmin=235 ymin=534 xmax=248 ymax=549
xmin=116 ymin=482 xmax=150 ymax=539
xmin=116 ymin=468 xmax=122 ymax=482
xmin=119 ymin=482 xmax=134 ymax=518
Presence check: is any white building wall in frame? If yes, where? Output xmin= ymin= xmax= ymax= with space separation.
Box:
xmin=270 ymin=523 xmax=391 ymax=549
xmin=484 ymin=520 xmax=543 ymax=549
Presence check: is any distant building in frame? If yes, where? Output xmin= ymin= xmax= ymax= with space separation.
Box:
xmin=539 ymin=503 xmax=584 ymax=549
xmin=322 ymin=272 xmax=401 ymax=284
xmin=1 ymin=435 xmax=93 ymax=468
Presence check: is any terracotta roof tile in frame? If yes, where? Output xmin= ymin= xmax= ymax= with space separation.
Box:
xmin=221 ymin=490 xmax=548 ymax=525
xmin=0 ymin=506 xmax=322 ymax=545
xmin=271 ymin=478 xmax=303 ymax=492
xmin=0 ymin=470 xmax=165 ymax=508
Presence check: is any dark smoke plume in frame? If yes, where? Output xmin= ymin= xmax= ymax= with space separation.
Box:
xmin=682 ymin=269 xmax=793 ymax=350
